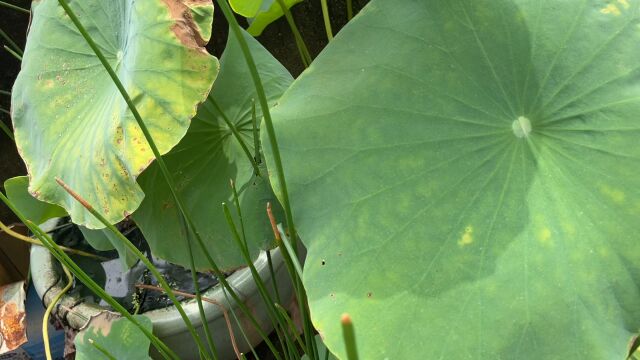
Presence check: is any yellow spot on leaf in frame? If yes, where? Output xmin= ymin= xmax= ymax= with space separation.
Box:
xmin=458 ymin=226 xmax=474 ymax=247
xmin=600 ymin=185 xmax=625 ymax=204
xmin=601 ymin=4 xmax=622 ymax=15
xmin=538 ymin=227 xmax=552 ymax=245
xmin=618 ymin=0 xmax=630 ymax=9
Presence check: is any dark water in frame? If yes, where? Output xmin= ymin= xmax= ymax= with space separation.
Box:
xmin=51 ymin=218 xmax=221 ymax=314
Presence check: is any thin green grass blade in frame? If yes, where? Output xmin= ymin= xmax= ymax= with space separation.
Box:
xmin=221 ymin=288 xmax=260 ymax=360
xmin=230 ymin=185 xmax=296 ymax=360
xmin=268 ymin=203 xmax=318 ymax=359
xmin=222 ymin=202 xmax=291 ymax=359
xmin=275 ymin=0 xmax=311 ymax=67
xmin=3 ymin=45 xmax=21 ymax=60
xmin=0 ymin=1 xmax=29 ymax=14
xmin=320 ymin=0 xmax=333 ymax=41
xmin=0 ymin=120 xmax=14 ymax=141
xmin=275 ymin=304 xmax=308 ymax=356
xmin=251 ymin=100 xmax=261 ymax=165
xmin=88 ymin=339 xmax=117 ymax=360
xmin=184 ymin=226 xmax=218 ymax=360
xmin=266 ymin=252 xmax=283 ymax=307
xmin=275 ymin=224 xmax=303 ymax=279
xmin=0 ymin=28 xmax=23 ymax=56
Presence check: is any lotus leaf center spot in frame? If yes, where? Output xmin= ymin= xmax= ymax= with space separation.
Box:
xmin=117 ymin=50 xmax=124 ymax=62
xmin=512 ymin=116 xmax=532 ymax=138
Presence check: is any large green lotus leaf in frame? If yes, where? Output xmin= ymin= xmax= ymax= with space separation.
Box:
xmin=11 ymin=0 xmax=219 ymax=229
xmin=245 ymin=0 xmax=303 ymax=36
xmin=263 ymin=0 xmax=640 ymax=358
xmin=4 ymin=176 xmax=66 ymax=225
xmin=74 ymin=312 xmax=152 ymax=360
xmin=134 ymin=29 xmax=290 ymax=269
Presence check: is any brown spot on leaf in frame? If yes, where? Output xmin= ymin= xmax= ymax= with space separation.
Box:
xmin=367 ymin=292 xmax=372 ymax=298
xmin=162 ymin=0 xmax=211 ymax=50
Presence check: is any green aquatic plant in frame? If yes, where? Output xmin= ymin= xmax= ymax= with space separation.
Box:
xmin=5 ymin=0 xmax=640 ymax=358
xmin=263 ymin=0 xmax=640 ymax=358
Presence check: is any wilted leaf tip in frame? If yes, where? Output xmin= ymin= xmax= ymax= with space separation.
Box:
xmin=162 ymin=0 xmax=213 ymax=49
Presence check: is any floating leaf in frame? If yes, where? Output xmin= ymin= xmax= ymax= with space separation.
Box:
xmin=4 ymin=176 xmax=66 ymax=225
xmin=11 ymin=0 xmax=219 ymax=229
xmin=74 ymin=312 xmax=152 ymax=360
xmin=134 ymin=28 xmax=290 ymax=269
xmin=264 ymin=0 xmax=640 ymax=358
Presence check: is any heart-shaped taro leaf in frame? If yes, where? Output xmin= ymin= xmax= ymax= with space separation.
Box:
xmin=263 ymin=0 xmax=640 ymax=358
xmin=134 ymin=28 xmax=290 ymax=269
xmin=11 ymin=0 xmax=219 ymax=229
